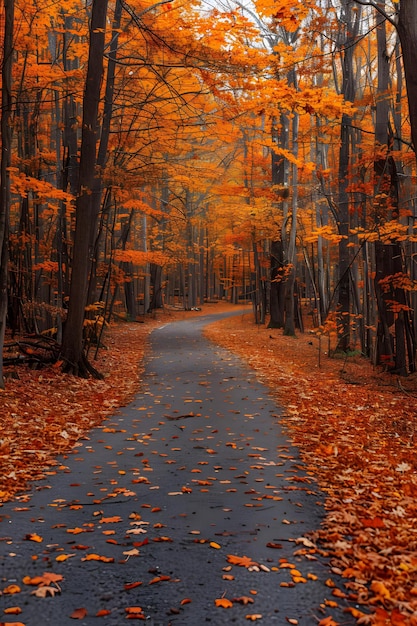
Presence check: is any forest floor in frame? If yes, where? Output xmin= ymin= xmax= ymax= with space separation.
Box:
xmin=1 ymin=301 xmax=417 ymax=624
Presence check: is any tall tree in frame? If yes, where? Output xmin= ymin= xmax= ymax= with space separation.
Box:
xmin=336 ymin=0 xmax=361 ymax=351
xmin=60 ymin=0 xmax=108 ymax=376
xmin=0 ymin=0 xmax=14 ymax=388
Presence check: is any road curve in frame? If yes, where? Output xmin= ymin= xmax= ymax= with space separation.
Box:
xmin=0 ymin=311 xmax=355 ymax=625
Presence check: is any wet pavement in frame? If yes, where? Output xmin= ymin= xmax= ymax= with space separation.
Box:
xmin=0 ymin=311 xmax=355 ymax=625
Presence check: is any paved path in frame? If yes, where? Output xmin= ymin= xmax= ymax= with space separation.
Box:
xmin=0 ymin=311 xmax=353 ymax=625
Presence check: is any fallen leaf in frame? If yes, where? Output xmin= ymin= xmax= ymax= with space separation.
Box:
xmin=123 ymin=548 xmax=140 ymax=557
xmin=215 ymin=598 xmax=233 ymax=608
xmin=70 ymin=607 xmax=88 ymax=619
xmin=227 ymin=554 xmax=258 ymax=568
xmin=31 ymin=585 xmax=60 ymax=598
xmin=370 ymin=580 xmax=391 ymax=600
xmin=3 ymin=584 xmax=22 ymax=594
xmin=55 ymin=554 xmax=75 ymax=562
xmin=81 ymin=554 xmax=114 ymax=563
xmin=125 ymin=606 xmax=146 ymax=618
xmin=24 ymin=533 xmax=42 ymax=543
xmin=318 ymin=618 xmax=339 ymax=626
xmin=124 ymin=581 xmax=143 ymax=590
xmin=148 ymin=575 xmax=171 ymax=584
xmin=233 ymin=596 xmax=254 ymax=605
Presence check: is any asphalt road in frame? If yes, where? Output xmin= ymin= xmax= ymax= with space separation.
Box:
xmin=0 ymin=311 xmax=356 ymax=625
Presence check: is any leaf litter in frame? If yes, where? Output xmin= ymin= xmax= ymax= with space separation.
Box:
xmin=2 ymin=304 xmax=417 ymax=622
xmin=205 ymin=311 xmax=417 ymax=624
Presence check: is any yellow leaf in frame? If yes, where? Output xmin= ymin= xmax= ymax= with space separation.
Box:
xmin=210 ymin=542 xmax=221 ymax=549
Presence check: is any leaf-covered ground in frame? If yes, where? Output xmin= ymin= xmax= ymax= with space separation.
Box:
xmin=0 ymin=313 xmax=166 ymax=501
xmin=205 ymin=313 xmax=417 ymax=626
xmin=1 ymin=303 xmax=417 ymax=624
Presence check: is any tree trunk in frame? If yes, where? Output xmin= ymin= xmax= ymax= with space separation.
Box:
xmin=372 ymin=3 xmax=416 ymax=374
xmin=397 ymin=0 xmax=417 ymax=156
xmin=268 ymin=239 xmax=285 ymax=328
xmin=0 ymin=0 xmax=14 ymax=388
xmin=87 ymin=0 xmax=122 ymax=307
xmin=283 ymin=112 xmax=299 ymax=337
xmin=60 ymin=0 xmax=108 ymax=377
xmin=336 ymin=1 xmax=361 ymax=352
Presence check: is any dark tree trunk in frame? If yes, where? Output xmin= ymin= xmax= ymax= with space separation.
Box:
xmin=397 ymin=0 xmax=417 ymax=155
xmin=336 ymin=1 xmax=361 ymax=351
xmin=268 ymin=239 xmax=285 ymax=328
xmin=60 ymin=0 xmax=109 ymax=377
xmin=149 ymin=264 xmax=163 ymax=311
xmin=87 ymin=0 xmax=122 ymax=307
xmin=0 ymin=0 xmax=14 ymax=388
xmin=372 ymin=4 xmax=416 ymax=374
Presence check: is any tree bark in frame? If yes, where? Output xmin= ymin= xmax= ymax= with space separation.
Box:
xmin=268 ymin=239 xmax=285 ymax=328
xmin=0 ymin=0 xmax=14 ymax=388
xmin=60 ymin=0 xmax=109 ymax=377
xmin=335 ymin=1 xmax=361 ymax=351
xmin=397 ymin=0 xmax=417 ymax=155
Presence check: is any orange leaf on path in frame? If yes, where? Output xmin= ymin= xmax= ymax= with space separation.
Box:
xmin=227 ymin=554 xmax=257 ymax=568
xmin=70 ymin=607 xmax=88 ymax=619
xmin=318 ymin=618 xmax=339 ymax=626
xmin=124 ymin=581 xmax=143 ymax=590
xmin=125 ymin=606 xmax=146 ymax=619
xmin=149 ymin=575 xmax=171 ymax=584
xmin=2 ymin=585 xmax=21 ymax=594
xmin=81 ymin=553 xmax=114 ymax=563
xmin=215 ymin=598 xmax=233 ymax=608
xmin=24 ymin=533 xmax=42 ymax=543
xmin=233 ymin=596 xmax=254 ymax=605
xmin=4 ymin=606 xmax=23 ymax=614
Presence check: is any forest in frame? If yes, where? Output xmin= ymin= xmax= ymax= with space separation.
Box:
xmin=1 ymin=0 xmax=417 ymax=384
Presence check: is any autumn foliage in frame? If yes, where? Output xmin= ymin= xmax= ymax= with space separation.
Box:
xmin=1 ymin=0 xmax=417 ymax=382
xmin=2 ymin=0 xmax=417 ymax=621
